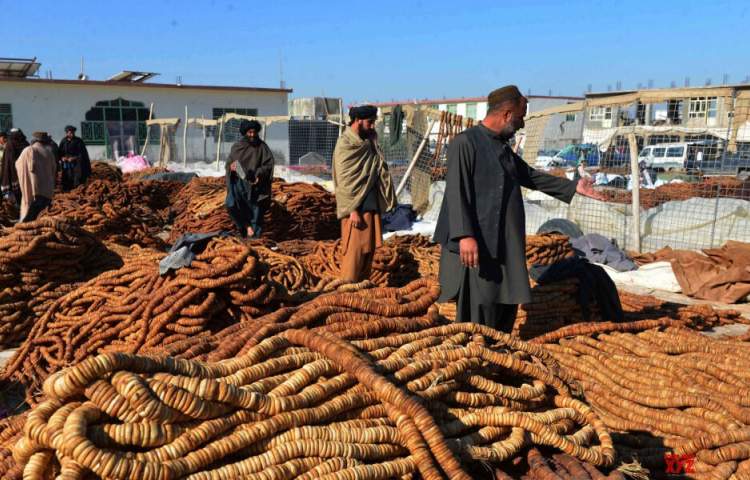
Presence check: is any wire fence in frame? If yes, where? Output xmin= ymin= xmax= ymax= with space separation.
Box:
xmin=521 ymin=85 xmax=750 ymax=252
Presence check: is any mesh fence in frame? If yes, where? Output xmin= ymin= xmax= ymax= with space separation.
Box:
xmin=522 ymin=87 xmax=750 ymax=253
xmin=377 ymin=106 xmax=474 ymax=216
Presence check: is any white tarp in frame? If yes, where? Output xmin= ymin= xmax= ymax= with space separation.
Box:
xmin=599 ymin=261 xmax=681 ymax=293
xmin=583 ymin=125 xmax=730 ymax=150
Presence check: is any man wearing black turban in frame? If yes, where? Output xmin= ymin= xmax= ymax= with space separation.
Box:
xmin=225 ymin=119 xmax=274 ymax=238
xmin=433 ymin=85 xmax=604 ymax=331
xmin=332 ymin=104 xmax=397 ymax=282
xmin=58 ymin=125 xmax=91 ymax=191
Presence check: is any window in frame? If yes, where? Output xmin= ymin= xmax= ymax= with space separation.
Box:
xmin=639 ymin=148 xmax=650 ymax=158
xmin=565 ymin=113 xmax=576 ymax=122
xmin=465 ymin=103 xmax=477 ymax=120
xmin=0 ymin=104 xmax=11 ymax=131
xmin=446 ymin=104 xmax=457 ymax=114
xmin=666 ymin=147 xmax=684 ymax=158
xmin=213 ymin=107 xmax=259 ymax=142
xmin=689 ymin=97 xmax=718 ymax=119
xmin=653 ymin=148 xmax=666 ymax=157
xmin=81 ymin=98 xmax=151 ymax=152
xmin=588 ymin=106 xmax=612 ymax=121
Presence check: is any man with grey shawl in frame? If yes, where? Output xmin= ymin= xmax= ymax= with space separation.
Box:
xmin=332 ymin=105 xmax=397 ymax=282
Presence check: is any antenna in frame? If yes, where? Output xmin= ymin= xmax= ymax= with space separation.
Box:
xmin=77 ymin=56 xmax=88 ymax=80
xmin=587 ymin=84 xmax=592 ymax=93
xmin=723 ymin=73 xmax=729 ymax=85
xmin=616 ymin=80 xmax=622 ymax=91
xmin=685 ymin=76 xmax=691 ymax=87
xmin=647 ymin=79 xmax=654 ymax=89
xmin=279 ymin=49 xmax=285 ymax=89
xmin=705 ymin=77 xmax=712 ymax=86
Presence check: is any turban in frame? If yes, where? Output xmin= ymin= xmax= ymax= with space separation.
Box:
xmin=349 ymin=105 xmax=378 ymax=121
xmin=0 ymin=131 xmax=6 ymax=138
xmin=488 ymin=85 xmax=523 ymax=109
xmin=64 ymin=125 xmax=77 ymax=133
xmin=32 ymin=131 xmax=49 ymax=141
xmin=239 ymin=119 xmax=262 ymax=135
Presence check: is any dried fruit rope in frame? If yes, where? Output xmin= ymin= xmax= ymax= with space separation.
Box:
xmin=545 ymin=327 xmax=750 ymax=479
xmin=15 ymin=280 xmax=614 ymax=479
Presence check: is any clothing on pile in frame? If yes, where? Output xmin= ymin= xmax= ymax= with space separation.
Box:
xmin=159 ymin=232 xmax=225 ymax=274
xmin=571 ymin=233 xmax=636 ymax=272
xmin=382 ymin=204 xmax=416 ymax=232
xmin=529 ymin=256 xmax=624 ymax=323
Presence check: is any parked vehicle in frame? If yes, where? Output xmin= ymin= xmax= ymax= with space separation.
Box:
xmin=535 ymin=149 xmax=560 ymax=168
xmin=686 ymin=150 xmax=750 ymax=175
xmin=639 ymin=141 xmax=719 ymax=171
xmin=550 ymin=143 xmax=600 ymax=167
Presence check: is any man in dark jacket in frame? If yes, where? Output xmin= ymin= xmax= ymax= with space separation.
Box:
xmin=1 ymin=129 xmax=29 ymax=205
xmin=225 ymin=119 xmax=274 ymax=238
xmin=58 ymin=125 xmax=91 ymax=191
xmin=433 ymin=85 xmax=603 ymax=331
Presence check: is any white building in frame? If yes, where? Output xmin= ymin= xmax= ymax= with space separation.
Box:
xmin=0 ymin=60 xmax=291 ymax=162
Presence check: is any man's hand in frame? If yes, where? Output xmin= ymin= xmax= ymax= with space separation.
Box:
xmin=459 ymin=236 xmax=479 ymax=269
xmin=349 ymin=210 xmax=366 ymax=229
xmin=576 ymin=177 xmax=606 ymax=201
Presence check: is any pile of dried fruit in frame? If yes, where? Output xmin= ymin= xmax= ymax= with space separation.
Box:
xmin=169 ymin=177 xmax=339 ymax=242
xmin=123 ymin=166 xmax=170 ymax=181
xmin=11 ymin=279 xmax=617 ymax=479
xmin=299 ymin=239 xmax=418 ymax=287
xmin=546 ymin=327 xmax=750 ymax=479
xmin=88 ymin=161 xmax=123 ymax=182
xmin=0 ymin=237 xmax=282 ymax=401
xmin=601 ymin=176 xmax=750 ymax=210
xmin=42 ymin=180 xmax=183 ymax=248
xmin=525 ymin=233 xmax=575 ymax=267
xmin=0 ymin=217 xmax=121 ymax=348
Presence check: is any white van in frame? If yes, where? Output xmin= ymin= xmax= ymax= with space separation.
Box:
xmin=638 ymin=143 xmax=689 ymax=170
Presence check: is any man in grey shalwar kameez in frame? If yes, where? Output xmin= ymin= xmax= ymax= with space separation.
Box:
xmin=433 ymin=85 xmax=603 ymax=331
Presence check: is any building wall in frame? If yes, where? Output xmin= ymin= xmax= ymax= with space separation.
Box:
xmin=0 ymin=80 xmax=289 ymax=162
xmin=432 ymin=97 xmax=583 ymax=150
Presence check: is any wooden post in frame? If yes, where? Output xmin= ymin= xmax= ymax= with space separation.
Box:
xmin=140 ymin=102 xmax=154 ymax=158
xmin=627 ymin=133 xmax=641 ymax=253
xmin=339 ymin=98 xmax=345 ymax=135
xmin=395 ymin=118 xmax=437 ymax=198
xmin=215 ymin=117 xmax=224 ymax=171
xmin=201 ymin=116 xmax=207 ymax=163
xmin=182 ymin=106 xmax=189 ymax=166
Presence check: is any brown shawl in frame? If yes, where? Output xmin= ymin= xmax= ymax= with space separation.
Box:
xmin=332 ymin=128 xmax=397 ymax=219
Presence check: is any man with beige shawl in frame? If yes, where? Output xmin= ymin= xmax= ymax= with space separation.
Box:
xmin=333 ymin=105 xmax=397 ymax=282
xmin=16 ymin=131 xmax=57 ymax=222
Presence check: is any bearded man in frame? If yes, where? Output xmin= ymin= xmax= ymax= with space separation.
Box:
xmin=333 ymin=105 xmax=397 ymax=282
xmin=433 ymin=85 xmax=603 ymax=331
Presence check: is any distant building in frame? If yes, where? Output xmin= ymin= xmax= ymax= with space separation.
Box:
xmin=369 ymin=94 xmax=584 ymax=150
xmin=580 ymin=84 xmax=750 ymax=154
xmin=0 ymin=57 xmax=291 ymax=160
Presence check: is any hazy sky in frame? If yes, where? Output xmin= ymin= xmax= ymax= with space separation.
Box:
xmin=5 ymin=0 xmax=749 ymax=104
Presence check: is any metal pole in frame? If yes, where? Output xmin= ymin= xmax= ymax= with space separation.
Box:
xmin=140 ymin=102 xmax=154 ymax=158
xmin=395 ymin=118 xmax=437 ymax=198
xmin=183 ymin=105 xmax=189 ymax=167
xmin=627 ymin=133 xmax=641 ymax=253
xmin=215 ymin=117 xmax=224 ymax=171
